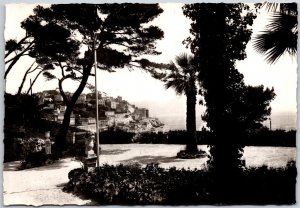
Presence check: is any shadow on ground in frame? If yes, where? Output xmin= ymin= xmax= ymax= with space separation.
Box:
xmin=3 ymin=161 xmax=21 ymax=171
xmin=22 ymin=159 xmax=82 ymax=172
xmin=119 ymin=155 xmax=183 ymax=165
xmin=100 ymin=149 xmax=130 ymax=155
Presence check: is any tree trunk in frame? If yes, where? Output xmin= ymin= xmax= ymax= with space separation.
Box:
xmin=5 ymin=42 xmax=33 ymax=79
xmin=17 ymin=62 xmax=37 ymax=95
xmin=26 ymin=70 xmax=42 ymax=95
xmin=55 ymin=65 xmax=92 ymax=150
xmin=185 ymin=90 xmax=198 ymax=153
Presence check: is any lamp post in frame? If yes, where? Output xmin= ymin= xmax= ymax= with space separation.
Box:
xmin=94 ymin=33 xmax=100 ymax=167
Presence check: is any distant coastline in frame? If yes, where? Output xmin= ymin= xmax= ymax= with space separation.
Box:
xmin=157 ymin=112 xmax=297 ymax=131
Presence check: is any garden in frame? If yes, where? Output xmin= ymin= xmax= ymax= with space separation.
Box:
xmin=63 ymin=162 xmax=296 ymax=205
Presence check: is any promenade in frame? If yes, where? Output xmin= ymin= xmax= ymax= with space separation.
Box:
xmin=3 ymin=144 xmax=296 ymax=206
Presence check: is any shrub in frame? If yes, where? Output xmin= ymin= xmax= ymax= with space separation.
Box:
xmin=17 ymin=137 xmax=58 ymax=169
xmin=18 ymin=137 xmax=45 ymax=155
xmin=64 ymin=163 xmax=296 ymax=205
xmin=99 ymin=128 xmax=135 ymax=144
xmin=176 ymin=149 xmax=207 ymax=159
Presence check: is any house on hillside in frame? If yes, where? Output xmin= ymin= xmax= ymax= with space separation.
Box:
xmin=56 ymin=112 xmax=75 ymax=125
xmin=105 ymin=99 xmax=117 ymax=109
xmin=99 ymin=117 xmax=109 ymax=127
xmin=54 ymin=94 xmax=63 ymax=102
xmin=77 ymin=94 xmax=86 ymax=104
xmin=105 ymin=111 xmax=115 ymax=117
xmin=116 ymin=96 xmax=122 ymax=102
xmin=116 ymin=101 xmax=127 ymax=113
xmin=98 ymin=98 xmax=105 ymax=106
xmin=134 ymin=108 xmax=149 ymax=119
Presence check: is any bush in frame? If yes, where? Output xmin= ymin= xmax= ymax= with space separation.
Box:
xmin=17 ymin=137 xmax=58 ymax=169
xmin=64 ymin=163 xmax=296 ymax=205
xmin=99 ymin=128 xmax=135 ymax=144
xmin=176 ymin=149 xmax=207 ymax=159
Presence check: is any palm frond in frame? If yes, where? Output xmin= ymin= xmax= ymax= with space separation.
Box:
xmin=262 ymin=2 xmax=279 ymax=13
xmin=266 ymin=13 xmax=297 ymax=32
xmin=253 ymin=13 xmax=297 ymax=64
xmin=163 ymin=52 xmax=198 ymax=95
xmin=164 ymin=78 xmax=186 ymax=95
xmin=262 ymin=2 xmax=297 ymax=15
xmin=175 ymin=53 xmax=189 ymax=69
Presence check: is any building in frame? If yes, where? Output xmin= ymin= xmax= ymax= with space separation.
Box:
xmin=116 ymin=96 xmax=122 ymax=102
xmin=77 ymin=94 xmax=86 ymax=104
xmin=116 ymin=102 xmax=127 ymax=113
xmin=54 ymin=94 xmax=63 ymax=102
xmin=59 ymin=105 xmax=67 ymax=112
xmin=88 ymin=117 xmax=96 ymax=124
xmin=98 ymin=98 xmax=105 ymax=106
xmin=43 ymin=97 xmax=53 ymax=103
xmin=105 ymin=111 xmax=115 ymax=117
xmin=134 ymin=108 xmax=149 ymax=119
xmin=127 ymin=104 xmax=135 ymax=113
xmin=56 ymin=112 xmax=75 ymax=125
xmin=111 ymin=101 xmax=117 ymax=109
xmin=78 ymin=117 xmax=96 ymax=125
xmin=105 ymin=99 xmax=117 ymax=109
xmin=114 ymin=114 xmax=133 ymax=125
xmin=70 ymin=116 xmax=76 ymax=126
xmin=99 ymin=117 xmax=109 ymax=127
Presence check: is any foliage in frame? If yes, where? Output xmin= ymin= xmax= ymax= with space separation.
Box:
xmin=16 ymin=137 xmax=58 ymax=169
xmin=253 ymin=3 xmax=297 ymax=63
xmin=64 ymin=162 xmax=296 ymax=205
xmin=20 ymin=4 xmax=164 ymax=149
xmin=183 ymin=3 xmax=275 ymax=173
xmin=176 ymin=149 xmax=207 ymax=159
xmin=5 ymin=93 xmax=42 ymax=126
xmin=246 ymin=127 xmax=296 ymax=147
xmin=18 ymin=137 xmax=46 ymax=154
xmin=99 ymin=128 xmax=135 ymax=144
xmin=95 ymin=129 xmax=296 ymax=146
xmin=133 ymin=131 xmax=166 ymax=143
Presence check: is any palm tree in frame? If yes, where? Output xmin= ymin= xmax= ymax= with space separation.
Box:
xmin=253 ymin=3 xmax=297 ymax=64
xmin=163 ymin=53 xmax=199 ymax=153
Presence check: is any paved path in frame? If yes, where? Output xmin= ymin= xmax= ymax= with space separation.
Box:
xmin=3 ymin=144 xmax=296 ymax=206
xmin=3 ymin=158 xmax=93 ymax=206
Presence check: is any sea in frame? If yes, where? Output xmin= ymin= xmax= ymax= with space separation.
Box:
xmin=157 ymin=112 xmax=297 ymax=131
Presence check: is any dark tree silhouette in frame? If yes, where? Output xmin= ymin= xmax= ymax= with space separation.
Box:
xmin=183 ymin=5 xmax=275 ymax=201
xmin=21 ymin=4 xmax=164 ymax=149
xmin=5 ymin=93 xmax=42 ymax=127
xmin=253 ymin=3 xmax=297 ymax=64
xmin=5 ymin=38 xmax=34 ymax=79
xmin=183 ymin=3 xmax=259 ymax=173
xmin=163 ymin=53 xmax=199 ymax=153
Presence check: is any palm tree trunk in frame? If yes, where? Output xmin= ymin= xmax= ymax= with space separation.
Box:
xmin=186 ymin=90 xmax=198 ymax=153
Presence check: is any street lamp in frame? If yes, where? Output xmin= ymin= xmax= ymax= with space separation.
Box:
xmin=94 ymin=33 xmax=100 ymax=167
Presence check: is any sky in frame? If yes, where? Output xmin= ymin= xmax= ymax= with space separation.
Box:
xmin=4 ymin=3 xmax=297 ymax=129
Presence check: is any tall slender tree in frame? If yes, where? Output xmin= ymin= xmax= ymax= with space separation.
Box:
xmin=163 ymin=53 xmax=199 ymax=153
xmin=183 ymin=3 xmax=276 ymax=201
xmin=183 ymin=3 xmax=258 ymax=172
xmin=21 ymin=4 xmax=164 ymax=149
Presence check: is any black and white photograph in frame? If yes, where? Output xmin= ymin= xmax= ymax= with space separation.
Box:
xmin=2 ymin=1 xmax=298 ymax=206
